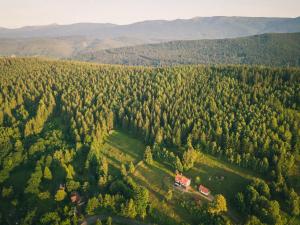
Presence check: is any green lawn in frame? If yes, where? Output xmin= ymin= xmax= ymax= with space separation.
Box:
xmin=132 ymin=151 xmax=259 ymax=224
xmin=102 ymin=130 xmax=146 ymax=175
xmin=132 ymin=161 xmax=195 ymax=225
xmin=102 ymin=130 xmax=193 ymax=224
xmin=100 ymin=131 xmax=274 ymax=225
xmin=184 ymin=153 xmax=262 ymax=224
xmin=186 ymin=153 xmax=258 ymax=201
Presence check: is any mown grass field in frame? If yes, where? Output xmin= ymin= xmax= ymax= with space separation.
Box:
xmin=102 ymin=130 xmax=196 ymax=224
xmin=131 ymin=161 xmax=193 ymax=224
xmin=102 ymin=130 xmax=145 ymax=176
xmin=102 ymin=131 xmax=257 ymax=203
xmin=186 ymin=153 xmax=258 ymax=201
xmin=102 ymin=130 xmax=300 ymax=225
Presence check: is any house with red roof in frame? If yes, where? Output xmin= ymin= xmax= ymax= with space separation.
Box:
xmin=175 ymin=174 xmax=191 ymax=189
xmin=199 ymin=185 xmax=210 ymax=196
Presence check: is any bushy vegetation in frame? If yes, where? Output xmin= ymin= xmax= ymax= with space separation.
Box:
xmin=0 ymin=58 xmax=299 ymax=224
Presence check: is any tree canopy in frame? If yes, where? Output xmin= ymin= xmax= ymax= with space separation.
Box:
xmin=0 ymin=58 xmax=299 ymax=225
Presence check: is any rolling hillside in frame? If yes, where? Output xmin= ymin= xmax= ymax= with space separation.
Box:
xmin=79 ymin=32 xmax=300 ymax=67
xmin=0 ymin=36 xmax=151 ymax=58
xmin=0 ymin=16 xmax=299 ymax=59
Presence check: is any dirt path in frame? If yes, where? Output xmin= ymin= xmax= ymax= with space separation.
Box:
xmin=172 ymin=185 xmax=214 ymax=202
xmin=172 ymin=185 xmax=240 ymax=224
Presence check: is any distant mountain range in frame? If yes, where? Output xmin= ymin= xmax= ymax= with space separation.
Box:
xmin=77 ymin=32 xmax=300 ymax=67
xmin=0 ymin=16 xmax=300 ymax=66
xmin=1 ymin=16 xmax=300 ymax=40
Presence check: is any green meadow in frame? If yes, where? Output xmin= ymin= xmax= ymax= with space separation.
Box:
xmin=101 ymin=130 xmax=262 ymax=224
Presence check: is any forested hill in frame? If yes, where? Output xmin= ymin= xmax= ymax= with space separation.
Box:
xmin=78 ymin=32 xmax=300 ymax=67
xmin=0 ymin=58 xmax=299 ymax=225
xmin=0 ymin=17 xmax=300 ymax=60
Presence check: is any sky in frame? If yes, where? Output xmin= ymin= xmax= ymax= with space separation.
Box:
xmin=0 ymin=0 xmax=299 ymax=28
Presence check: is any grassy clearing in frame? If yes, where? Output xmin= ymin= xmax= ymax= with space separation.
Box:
xmin=102 ymin=130 xmax=193 ymax=224
xmin=102 ymin=130 xmax=145 ymax=175
xmin=186 ymin=153 xmax=258 ymax=202
xmin=101 ymin=131 xmax=264 ymax=224
xmin=131 ymin=161 xmax=194 ymax=224
xmin=184 ymin=153 xmax=262 ymax=223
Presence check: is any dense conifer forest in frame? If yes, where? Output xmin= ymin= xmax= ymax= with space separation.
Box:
xmin=0 ymin=58 xmax=299 ymax=225
xmin=1 ymin=33 xmax=300 ymax=68
xmin=78 ymin=33 xmax=300 ymax=67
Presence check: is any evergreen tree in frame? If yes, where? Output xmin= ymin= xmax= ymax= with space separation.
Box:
xmin=101 ymin=157 xmax=109 ymax=176
xmin=86 ymin=197 xmax=99 ymax=215
xmin=95 ymin=219 xmax=102 ymax=225
xmin=174 ymin=156 xmax=183 ymax=172
xmin=121 ymin=199 xmax=137 ymax=219
xmin=121 ymin=164 xmax=127 ymax=177
xmin=182 ymin=147 xmax=197 ymax=170
xmin=134 ymin=186 xmax=149 ymax=218
xmin=106 ymin=217 xmax=112 ymax=225
xmin=144 ymin=146 xmax=153 ymax=165
xmin=43 ymin=166 xmax=52 ymax=180
xmin=286 ymin=189 xmax=300 ymax=216
xmin=128 ymin=161 xmax=135 ymax=174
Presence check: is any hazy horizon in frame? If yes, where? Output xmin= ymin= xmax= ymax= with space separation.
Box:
xmin=0 ymin=0 xmax=300 ymax=28
xmin=1 ymin=15 xmax=300 ymax=29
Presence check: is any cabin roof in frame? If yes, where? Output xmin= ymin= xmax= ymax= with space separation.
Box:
xmin=175 ymin=174 xmax=191 ymax=186
xmin=199 ymin=185 xmax=210 ymax=194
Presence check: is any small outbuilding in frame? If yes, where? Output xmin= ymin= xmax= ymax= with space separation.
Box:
xmin=199 ymin=185 xmax=210 ymax=196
